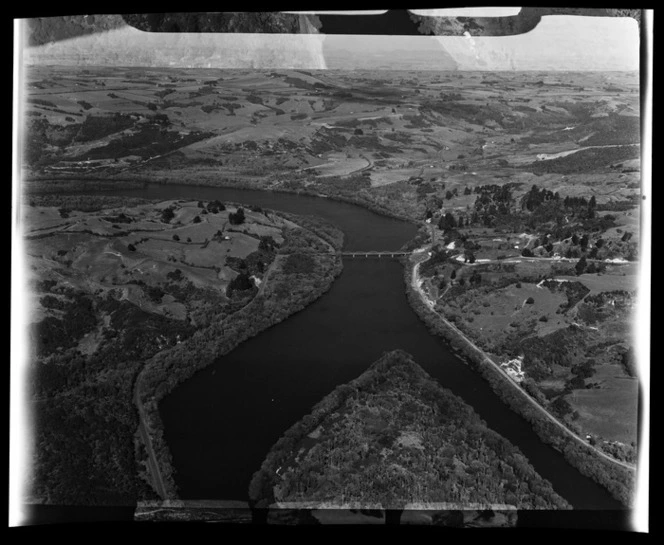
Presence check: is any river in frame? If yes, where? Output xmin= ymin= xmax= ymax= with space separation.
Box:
xmin=28 ymin=182 xmax=630 ymax=526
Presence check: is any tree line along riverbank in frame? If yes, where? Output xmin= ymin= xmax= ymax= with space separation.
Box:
xmin=248 ymin=349 xmax=572 ymax=510
xmin=25 ymin=179 xmax=635 ymax=508
xmin=23 ymin=175 xmax=417 ymax=225
xmin=134 ymin=212 xmax=344 ymax=499
xmin=24 ymin=192 xmax=344 ymax=505
xmin=402 ymin=253 xmax=635 ymax=507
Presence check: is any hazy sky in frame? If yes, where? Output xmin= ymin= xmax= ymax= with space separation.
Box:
xmin=410 ymin=8 xmax=522 ymax=17
xmin=24 ymin=14 xmax=639 ymax=71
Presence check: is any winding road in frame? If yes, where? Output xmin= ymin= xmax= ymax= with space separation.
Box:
xmin=410 ymin=249 xmax=637 ymax=473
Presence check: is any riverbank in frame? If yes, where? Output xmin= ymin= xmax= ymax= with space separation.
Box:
xmin=249 ymin=349 xmax=571 ymax=511
xmin=22 ymin=175 xmax=421 ymax=226
xmin=134 ymin=212 xmax=344 ymax=499
xmin=404 ymin=252 xmax=635 ymax=507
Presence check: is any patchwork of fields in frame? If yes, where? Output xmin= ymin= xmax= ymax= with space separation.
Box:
xmin=25 ymin=200 xmax=291 ymax=330
xmin=21 ymin=64 xmax=643 ymax=502
xmin=24 ymin=68 xmax=640 ymax=220
xmin=419 ymin=243 xmax=639 ymax=456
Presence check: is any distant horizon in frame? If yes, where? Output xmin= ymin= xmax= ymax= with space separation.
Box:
xmin=22 ymin=14 xmax=639 ymax=72
xmin=25 ymin=63 xmax=640 ymax=73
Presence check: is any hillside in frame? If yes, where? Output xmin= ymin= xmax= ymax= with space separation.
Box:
xmin=25 ymin=195 xmax=343 ymax=504
xmin=249 ymin=349 xmax=571 ymax=510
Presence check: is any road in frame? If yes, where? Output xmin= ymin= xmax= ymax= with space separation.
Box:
xmin=353 ymin=154 xmax=374 ymax=175
xmin=449 ymin=253 xmax=633 ymax=267
xmin=133 ymin=372 xmax=169 ymax=499
xmin=254 ymin=254 xmax=281 ymax=298
xmin=410 ymin=250 xmax=636 ymax=473
xmin=131 ymin=224 xmax=336 ymax=499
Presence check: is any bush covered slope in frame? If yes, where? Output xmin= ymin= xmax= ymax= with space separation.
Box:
xmin=249 ymin=349 xmax=571 ymax=510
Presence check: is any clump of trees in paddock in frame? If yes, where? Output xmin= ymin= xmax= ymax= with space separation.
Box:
xmin=207 ymin=200 xmax=225 ymax=213
xmin=229 ymin=207 xmax=245 ymax=225
xmin=160 ymin=207 xmax=175 ymax=223
xmin=226 ymin=272 xmax=255 ymax=297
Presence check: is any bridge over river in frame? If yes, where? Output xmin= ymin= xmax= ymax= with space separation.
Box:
xmin=291 ymin=250 xmax=412 ymax=259
xmin=339 ymin=251 xmax=410 ymax=258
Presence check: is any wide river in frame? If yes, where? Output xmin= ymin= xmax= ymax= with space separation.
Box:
xmin=36 ymin=182 xmax=630 ymax=525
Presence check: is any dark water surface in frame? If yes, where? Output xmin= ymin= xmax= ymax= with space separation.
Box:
xmin=58 ymin=184 xmax=625 ymax=512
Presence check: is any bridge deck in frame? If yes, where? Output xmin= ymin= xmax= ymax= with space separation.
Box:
xmin=339 ymin=251 xmax=409 ymax=257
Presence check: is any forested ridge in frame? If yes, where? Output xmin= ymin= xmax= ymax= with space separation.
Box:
xmin=27 ymin=199 xmax=343 ymax=505
xmin=249 ymin=350 xmax=571 ymax=510
xmin=135 ymin=215 xmax=344 ymax=498
xmin=404 ymin=261 xmax=635 ymax=507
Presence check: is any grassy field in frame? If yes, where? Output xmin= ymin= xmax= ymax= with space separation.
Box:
xmin=565 ymin=363 xmax=639 ymax=444
xmin=24 ymin=199 xmax=292 ymax=327
xmin=422 ymin=249 xmax=639 ymax=459
xmin=24 ymin=68 xmax=640 ymax=220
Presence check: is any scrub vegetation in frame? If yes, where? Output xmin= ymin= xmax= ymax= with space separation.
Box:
xmin=249 ymin=350 xmax=571 ymax=510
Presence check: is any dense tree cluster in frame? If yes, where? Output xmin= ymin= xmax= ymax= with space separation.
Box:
xmin=419 ymin=248 xmax=451 ymax=278
xmin=520 ymin=326 xmax=588 ymax=379
xmin=228 ymin=207 xmax=245 ymax=225
xmin=540 ymin=280 xmax=590 ymax=312
xmin=283 ymin=253 xmax=317 ymax=275
xmin=470 ymin=183 xmax=519 ymax=227
xmin=27 ymin=194 xmax=150 ymax=212
xmin=206 ymin=200 xmax=225 ymax=213
xmin=70 ymin=124 xmax=214 ymax=161
xmin=30 ymin=285 xmax=199 ymax=504
xmin=160 ymin=206 xmax=175 ymax=223
xmin=250 ymin=350 xmax=571 ymax=510
xmin=438 ymin=212 xmax=457 ymax=231
xmin=32 ymin=292 xmax=97 ymax=357
xmin=404 ymin=271 xmax=635 ymax=507
xmin=133 ymin=214 xmax=344 ymax=499
xmin=226 ymin=272 xmax=255 ymax=297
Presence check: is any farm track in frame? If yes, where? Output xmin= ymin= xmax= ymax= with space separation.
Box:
xmin=411 ymin=250 xmax=637 ymax=473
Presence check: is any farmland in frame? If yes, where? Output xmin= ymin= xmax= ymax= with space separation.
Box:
xmin=416 ymin=240 xmax=639 ymax=462
xmin=23 ymin=68 xmax=640 ymax=226
xmin=24 ymin=194 xmax=343 ymax=504
xmin=25 ymin=198 xmax=296 ymax=328
xmin=20 ymin=64 xmax=643 ymax=508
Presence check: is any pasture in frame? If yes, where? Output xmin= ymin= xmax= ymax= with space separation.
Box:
xmin=24 ymin=199 xmax=292 ymax=325
xmin=566 ymin=363 xmax=639 ymax=444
